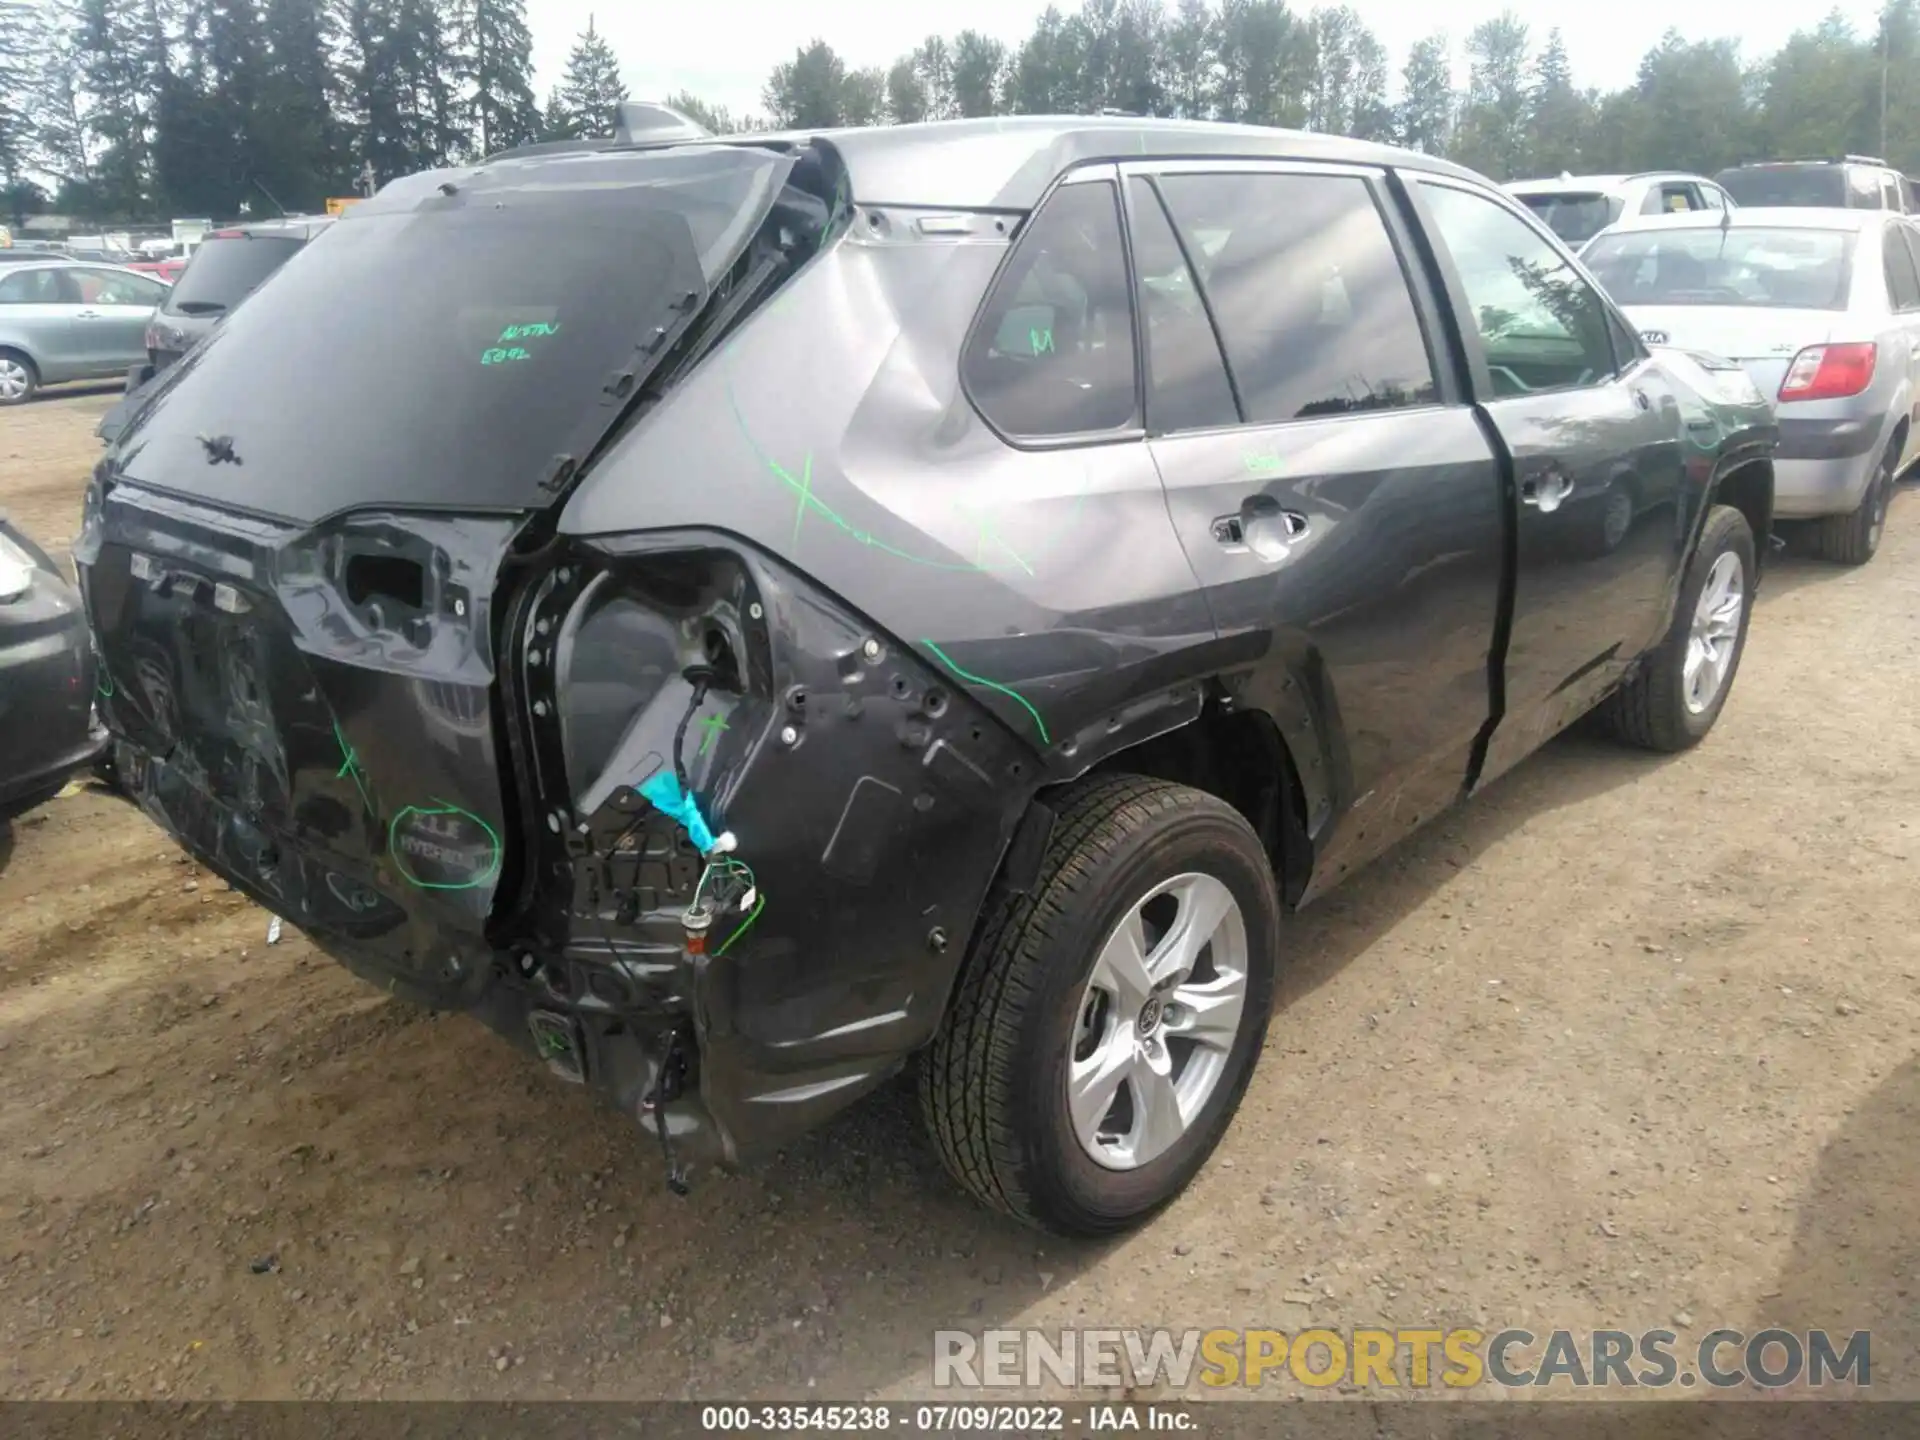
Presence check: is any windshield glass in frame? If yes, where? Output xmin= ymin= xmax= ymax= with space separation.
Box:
xmin=1714 ymin=167 xmax=1847 ymax=207
xmin=115 ymin=148 xmax=790 ymax=522
xmin=163 ymin=234 xmax=304 ymax=313
xmin=1516 ymin=192 xmax=1620 ymax=244
xmin=1583 ymin=226 xmax=1856 ymax=310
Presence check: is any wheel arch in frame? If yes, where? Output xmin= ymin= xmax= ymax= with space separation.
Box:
xmin=1703 ymin=451 xmax=1774 ymax=579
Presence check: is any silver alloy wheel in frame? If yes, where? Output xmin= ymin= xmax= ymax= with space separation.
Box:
xmin=0 ymin=356 xmax=29 ymax=401
xmin=1683 ymin=550 xmax=1744 ymax=715
xmin=1067 ymin=871 xmax=1249 ymax=1171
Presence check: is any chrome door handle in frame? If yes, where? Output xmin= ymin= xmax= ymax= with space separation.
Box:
xmin=1521 ymin=468 xmax=1575 ymax=512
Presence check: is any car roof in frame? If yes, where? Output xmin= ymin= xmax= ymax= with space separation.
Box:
xmin=1598 ymin=205 xmax=1889 ymax=235
xmin=1508 ymin=172 xmax=1712 ymax=195
xmin=204 ymin=217 xmax=333 ymax=240
xmin=476 ymin=114 xmax=1488 ymax=212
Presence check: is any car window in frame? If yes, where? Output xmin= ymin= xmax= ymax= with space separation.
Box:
xmin=1647 ymin=184 xmax=1698 ymax=215
xmin=0 ymin=268 xmax=72 ymax=304
xmin=1882 ymin=175 xmax=1903 ymax=210
xmin=1126 ymin=177 xmax=1238 ymax=434
xmin=163 ymin=234 xmax=304 ymax=314
xmin=963 ymin=179 xmax=1139 ymax=439
xmin=1716 ymin=167 xmax=1847 ymax=207
xmin=1417 ymin=180 xmax=1617 ymax=397
xmin=1153 ymin=171 xmax=1436 ymax=422
xmin=1516 ymin=192 xmax=1621 ymax=245
xmin=1886 ymin=225 xmax=1920 ymax=311
xmin=1902 ymin=227 xmax=1920 ymax=297
xmin=1584 ymin=226 xmax=1857 ymax=311
xmin=1701 ymin=186 xmax=1726 ymax=212
xmin=1848 ymin=168 xmax=1882 ymax=209
xmin=71 ymin=268 xmax=165 ymax=306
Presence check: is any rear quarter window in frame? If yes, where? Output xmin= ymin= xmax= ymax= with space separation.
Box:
xmin=962 ymin=180 xmax=1140 ymax=440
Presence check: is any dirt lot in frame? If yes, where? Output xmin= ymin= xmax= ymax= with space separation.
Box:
xmin=5 ymin=388 xmax=1920 ymax=1404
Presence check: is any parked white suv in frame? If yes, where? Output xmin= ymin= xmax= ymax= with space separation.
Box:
xmin=1506 ymin=172 xmax=1736 ymax=246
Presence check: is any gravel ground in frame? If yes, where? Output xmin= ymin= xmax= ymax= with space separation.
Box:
xmin=4 ymin=389 xmax=1920 ymax=1403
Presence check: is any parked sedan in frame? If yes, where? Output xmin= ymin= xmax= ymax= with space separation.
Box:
xmin=0 ymin=261 xmax=170 ymax=404
xmin=0 ymin=515 xmax=103 ymax=823
xmin=1583 ymin=207 xmax=1920 ymax=563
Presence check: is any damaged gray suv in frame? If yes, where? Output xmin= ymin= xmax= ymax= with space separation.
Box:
xmin=79 ymin=116 xmax=1777 ymax=1236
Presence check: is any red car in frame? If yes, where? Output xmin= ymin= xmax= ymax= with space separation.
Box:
xmin=124 ymin=257 xmax=187 ymax=283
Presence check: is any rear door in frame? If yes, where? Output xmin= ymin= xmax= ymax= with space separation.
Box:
xmin=67 ymin=267 xmax=167 ymax=373
xmin=1889 ymin=224 xmax=1920 ymax=465
xmin=1129 ymin=160 xmax=1506 ymax=890
xmin=1404 ymin=176 xmax=1688 ymax=792
xmin=0 ymin=267 xmax=83 ymax=380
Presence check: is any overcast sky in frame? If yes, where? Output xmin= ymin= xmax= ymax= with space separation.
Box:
xmin=525 ymin=0 xmax=1890 ymax=121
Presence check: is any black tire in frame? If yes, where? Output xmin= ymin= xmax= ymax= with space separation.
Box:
xmin=919 ymin=774 xmax=1279 ymax=1236
xmin=0 ymin=348 xmax=38 ymax=406
xmin=1811 ymin=442 xmax=1895 ymax=565
xmin=1600 ymin=503 xmax=1755 ymax=753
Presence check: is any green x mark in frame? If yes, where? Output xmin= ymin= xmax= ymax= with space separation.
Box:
xmin=697 ymin=713 xmax=728 ymax=756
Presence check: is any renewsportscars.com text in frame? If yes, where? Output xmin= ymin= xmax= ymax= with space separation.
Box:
xmin=933 ymin=1327 xmax=1871 ymax=1391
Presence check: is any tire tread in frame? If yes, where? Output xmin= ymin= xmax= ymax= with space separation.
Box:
xmin=919 ymin=775 xmax=1236 ymax=1229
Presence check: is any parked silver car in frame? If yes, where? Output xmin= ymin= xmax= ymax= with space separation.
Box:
xmin=0 ymin=261 xmax=170 ymax=405
xmin=1582 ymin=207 xmax=1920 ymax=564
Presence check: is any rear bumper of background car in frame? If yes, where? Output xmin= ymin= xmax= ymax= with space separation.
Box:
xmin=1772 ymin=411 xmax=1886 ymax=518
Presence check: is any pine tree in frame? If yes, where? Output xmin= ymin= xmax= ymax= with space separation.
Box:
xmin=1452 ymin=11 xmax=1530 ymax=180
xmin=456 ymin=0 xmax=538 ymax=157
xmin=951 ymin=31 xmax=1007 ymax=118
xmin=393 ymin=0 xmax=462 ymax=168
xmin=32 ymin=0 xmax=94 ymax=202
xmin=1161 ymin=0 xmax=1218 ymax=118
xmin=557 ymin=14 xmax=627 ymax=138
xmin=259 ymin=0 xmax=345 ymax=206
xmin=75 ymin=0 xmax=157 ymax=215
xmin=1398 ymin=32 xmax=1455 ymax=155
xmin=0 ymin=0 xmax=34 ymax=195
xmin=1528 ymin=28 xmax=1592 ymax=176
xmin=541 ymin=84 xmax=571 ymax=140
xmin=763 ymin=40 xmax=844 ymax=128
xmin=663 ymin=90 xmax=741 ymax=134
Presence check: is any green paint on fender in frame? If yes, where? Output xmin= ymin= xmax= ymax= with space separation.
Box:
xmin=920 ymin=639 xmax=1051 ymax=746
xmin=388 ymin=799 xmax=503 ymax=891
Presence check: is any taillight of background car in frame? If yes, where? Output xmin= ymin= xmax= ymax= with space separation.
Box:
xmin=1778 ymin=342 xmax=1877 ymax=402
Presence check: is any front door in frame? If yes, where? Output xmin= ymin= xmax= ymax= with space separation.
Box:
xmin=66 ymin=267 xmax=166 ymax=375
xmin=1405 ymin=177 xmax=1687 ymax=791
xmin=1126 ymin=163 xmax=1506 ymax=892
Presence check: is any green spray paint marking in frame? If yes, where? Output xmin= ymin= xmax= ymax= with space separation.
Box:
xmin=95 ymin=670 xmax=114 ymax=698
xmin=791 ymin=452 xmax=813 ymax=547
xmin=480 ymin=346 xmax=533 ymax=365
xmin=1243 ymin=452 xmax=1284 ymax=473
xmin=715 ymin=893 xmax=765 ymax=957
xmin=696 ymin=713 xmax=728 ymax=756
xmin=332 ymin=720 xmax=377 ymax=820
xmin=499 ymin=322 xmax=559 ymax=342
xmin=919 ymin=638 xmax=1050 ymax=746
xmin=388 ymin=799 xmax=503 ymax=892
xmin=1029 ymin=327 xmax=1054 ymax=354
xmin=720 ymin=349 xmax=1039 ymax=575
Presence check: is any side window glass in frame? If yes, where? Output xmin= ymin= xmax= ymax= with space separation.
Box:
xmin=1702 ymin=187 xmax=1726 ymax=212
xmin=1155 ymin=171 xmax=1437 ymax=422
xmin=75 ymin=268 xmax=161 ymax=306
xmin=1848 ymin=168 xmax=1880 ymax=208
xmin=0 ymin=268 xmax=69 ymax=304
xmin=1416 ymin=180 xmax=1618 ymax=397
xmin=1902 ymin=227 xmax=1920 ymax=296
xmin=962 ymin=179 xmax=1139 ymax=439
xmin=1884 ymin=226 xmax=1920 ymax=311
xmin=1126 ymin=177 xmax=1238 ymax=434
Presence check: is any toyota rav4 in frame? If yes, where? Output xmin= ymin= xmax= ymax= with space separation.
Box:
xmin=79 ymin=117 xmax=1778 ymax=1236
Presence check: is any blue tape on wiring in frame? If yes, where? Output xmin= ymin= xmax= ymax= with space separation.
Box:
xmin=637 ymin=770 xmax=721 ymax=854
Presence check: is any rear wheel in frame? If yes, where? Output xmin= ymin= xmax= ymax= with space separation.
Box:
xmin=920 ymin=775 xmax=1278 ymax=1236
xmin=0 ymin=349 xmax=37 ymax=406
xmin=1599 ymin=503 xmax=1755 ymax=753
xmin=1811 ymin=442 xmax=1895 ymax=565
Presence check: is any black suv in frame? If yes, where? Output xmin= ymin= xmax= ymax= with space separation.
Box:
xmin=1715 ymin=155 xmax=1914 ymax=212
xmin=80 ymin=118 xmax=1778 ymax=1236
